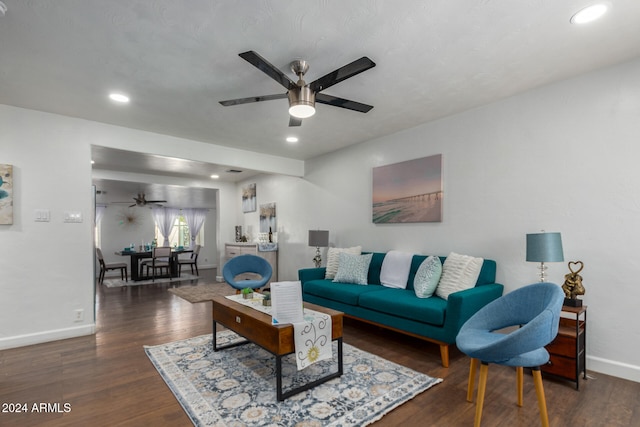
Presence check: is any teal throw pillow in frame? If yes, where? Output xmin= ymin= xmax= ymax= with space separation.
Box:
xmin=333 ymin=252 xmax=373 ymax=285
xmin=414 ymin=255 xmax=442 ymax=298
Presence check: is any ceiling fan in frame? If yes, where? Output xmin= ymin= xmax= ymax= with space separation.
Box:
xmin=219 ymin=51 xmax=376 ymax=126
xmin=113 ymin=193 xmax=167 ymax=208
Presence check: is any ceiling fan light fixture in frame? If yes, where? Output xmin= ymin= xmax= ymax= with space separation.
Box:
xmin=288 ymin=87 xmax=316 ymax=119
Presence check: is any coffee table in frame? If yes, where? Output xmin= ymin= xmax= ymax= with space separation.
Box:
xmin=211 ymin=296 xmax=344 ymax=401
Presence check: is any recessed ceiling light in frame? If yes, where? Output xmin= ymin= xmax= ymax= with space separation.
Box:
xmin=210 ymin=174 xmax=219 ymax=179
xmin=109 ymin=92 xmax=130 ymax=103
xmin=91 ymin=160 xmax=95 ymax=164
xmin=286 ymin=136 xmax=299 ymax=143
xmin=571 ymin=3 xmax=609 ymax=24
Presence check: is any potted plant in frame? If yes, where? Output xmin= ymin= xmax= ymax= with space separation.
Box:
xmin=241 ymin=287 xmax=254 ymax=299
xmin=262 ymin=291 xmax=271 ymax=306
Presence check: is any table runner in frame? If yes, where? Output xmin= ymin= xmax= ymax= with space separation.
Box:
xmin=225 ymin=294 xmax=332 ymax=370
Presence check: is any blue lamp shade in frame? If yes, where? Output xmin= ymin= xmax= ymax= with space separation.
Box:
xmin=526 ymin=232 xmax=564 ymax=262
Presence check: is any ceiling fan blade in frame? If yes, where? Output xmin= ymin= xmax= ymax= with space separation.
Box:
xmin=129 ymin=204 xmax=136 ymax=208
xmin=289 ymin=116 xmax=302 ymax=127
xmin=146 ymin=200 xmax=167 ymax=203
xmin=309 ymin=56 xmax=376 ymax=93
xmin=239 ymin=51 xmax=296 ymax=90
xmin=219 ymin=93 xmax=287 ymax=107
xmin=315 ymin=93 xmax=374 ymax=113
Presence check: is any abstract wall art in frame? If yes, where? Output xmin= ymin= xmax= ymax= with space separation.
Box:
xmin=0 ymin=164 xmax=13 ymax=225
xmin=242 ymin=183 xmax=257 ymax=213
xmin=259 ymin=202 xmax=276 ymax=233
xmin=372 ymin=154 xmax=443 ymax=224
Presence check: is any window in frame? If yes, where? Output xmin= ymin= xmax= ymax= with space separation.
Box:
xmin=155 ymin=215 xmax=204 ymax=247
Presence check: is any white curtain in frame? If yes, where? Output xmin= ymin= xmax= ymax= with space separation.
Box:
xmin=151 ymin=208 xmax=180 ymax=247
xmin=182 ymin=208 xmax=208 ymax=249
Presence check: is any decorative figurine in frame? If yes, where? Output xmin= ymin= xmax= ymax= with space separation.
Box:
xmin=562 ymin=261 xmax=585 ymax=307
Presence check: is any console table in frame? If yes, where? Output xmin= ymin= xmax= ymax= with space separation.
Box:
xmin=541 ymin=305 xmax=587 ymax=389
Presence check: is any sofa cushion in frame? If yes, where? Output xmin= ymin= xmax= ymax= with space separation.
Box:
xmin=379 ymin=250 xmax=413 ymax=289
xmin=333 ymin=253 xmax=373 ymax=285
xmin=304 ymin=279 xmax=383 ymax=305
xmin=358 ymin=288 xmax=447 ymax=326
xmin=325 ymin=246 xmax=362 ymax=279
xmin=436 ymin=252 xmax=484 ymax=300
xmin=413 ymin=255 xmax=442 ymax=298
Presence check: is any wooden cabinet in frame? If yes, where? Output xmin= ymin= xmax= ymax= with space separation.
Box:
xmin=224 ymin=243 xmax=278 ymax=286
xmin=541 ymin=305 xmax=587 ymax=389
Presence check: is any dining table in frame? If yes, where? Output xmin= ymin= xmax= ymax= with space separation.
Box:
xmin=117 ymin=248 xmax=193 ymax=281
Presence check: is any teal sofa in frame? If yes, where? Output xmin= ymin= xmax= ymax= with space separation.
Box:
xmin=299 ymin=252 xmax=503 ymax=367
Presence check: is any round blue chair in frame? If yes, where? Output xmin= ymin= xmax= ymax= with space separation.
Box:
xmin=456 ymin=282 xmax=564 ymax=427
xmin=223 ymin=254 xmax=273 ymax=292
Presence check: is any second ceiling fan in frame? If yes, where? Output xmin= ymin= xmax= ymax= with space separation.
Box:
xmin=219 ymin=51 xmax=376 ymax=126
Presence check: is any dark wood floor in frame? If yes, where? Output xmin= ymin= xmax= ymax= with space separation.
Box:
xmin=1 ymin=269 xmax=638 ymax=426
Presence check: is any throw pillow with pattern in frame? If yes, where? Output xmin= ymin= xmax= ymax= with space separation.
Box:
xmin=333 ymin=252 xmax=373 ymax=285
xmin=413 ymin=255 xmax=442 ymax=298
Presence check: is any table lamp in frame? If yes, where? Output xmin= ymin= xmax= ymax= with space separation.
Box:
xmin=526 ymin=232 xmax=564 ymax=282
xmin=308 ymin=230 xmax=329 ymax=268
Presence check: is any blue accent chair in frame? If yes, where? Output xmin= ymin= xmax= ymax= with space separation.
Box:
xmin=223 ymin=254 xmax=273 ymax=292
xmin=456 ymin=282 xmax=564 ymax=427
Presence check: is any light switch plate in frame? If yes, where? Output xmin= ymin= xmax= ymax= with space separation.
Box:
xmin=34 ymin=209 xmax=50 ymax=222
xmin=64 ymin=211 xmax=83 ymax=223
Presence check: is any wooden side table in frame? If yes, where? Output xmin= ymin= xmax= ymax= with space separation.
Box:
xmin=541 ymin=305 xmax=587 ymax=390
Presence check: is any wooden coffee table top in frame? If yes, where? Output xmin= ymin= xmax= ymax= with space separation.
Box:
xmin=212 ymin=296 xmax=343 ymax=356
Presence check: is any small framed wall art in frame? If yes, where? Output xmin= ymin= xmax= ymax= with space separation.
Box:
xmin=0 ymin=164 xmax=13 ymax=225
xmin=242 ymin=183 xmax=257 ymax=213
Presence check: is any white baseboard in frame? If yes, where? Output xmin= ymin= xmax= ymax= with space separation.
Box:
xmin=0 ymin=324 xmax=96 ymax=350
xmin=587 ymin=355 xmax=640 ymax=383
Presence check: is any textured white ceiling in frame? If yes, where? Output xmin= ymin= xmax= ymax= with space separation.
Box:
xmin=2 ymin=0 xmax=640 ymax=164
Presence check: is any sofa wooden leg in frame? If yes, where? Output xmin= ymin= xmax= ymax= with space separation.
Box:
xmin=440 ymin=344 xmax=450 ymax=368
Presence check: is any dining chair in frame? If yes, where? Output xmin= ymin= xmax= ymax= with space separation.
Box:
xmin=145 ymin=246 xmax=172 ymax=281
xmin=456 ymin=282 xmax=564 ymax=427
xmin=222 ymin=254 xmax=272 ymax=292
xmin=96 ymin=248 xmax=128 ymax=284
xmin=178 ymin=244 xmax=201 ymax=276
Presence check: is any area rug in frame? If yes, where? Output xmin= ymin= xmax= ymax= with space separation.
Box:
xmin=168 ymin=283 xmax=230 ymax=303
xmin=145 ymin=331 xmax=442 ymax=426
xmin=103 ymin=273 xmax=199 ymax=288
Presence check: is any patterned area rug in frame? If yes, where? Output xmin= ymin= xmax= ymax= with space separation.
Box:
xmin=167 ymin=283 xmax=231 ymax=303
xmin=145 ymin=331 xmax=442 ymax=426
xmin=103 ymin=273 xmax=199 ymax=288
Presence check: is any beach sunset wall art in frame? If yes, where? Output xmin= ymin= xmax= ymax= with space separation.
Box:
xmin=0 ymin=164 xmax=13 ymax=225
xmin=372 ymin=154 xmax=443 ymax=224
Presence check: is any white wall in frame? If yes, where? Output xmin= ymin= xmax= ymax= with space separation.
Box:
xmin=0 ymin=106 xmax=96 ymax=346
xmin=0 ymin=105 xmax=303 ymax=350
xmin=237 ymin=58 xmax=640 ymax=382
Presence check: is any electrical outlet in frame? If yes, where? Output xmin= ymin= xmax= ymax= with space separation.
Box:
xmin=74 ymin=309 xmax=84 ymax=322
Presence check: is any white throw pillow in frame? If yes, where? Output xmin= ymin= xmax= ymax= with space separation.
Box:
xmin=413 ymin=256 xmax=442 ymax=298
xmin=380 ymin=250 xmax=414 ymax=289
xmin=333 ymin=253 xmax=373 ymax=285
xmin=435 ymin=252 xmax=484 ymax=300
xmin=324 ymin=246 xmax=362 ymax=279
